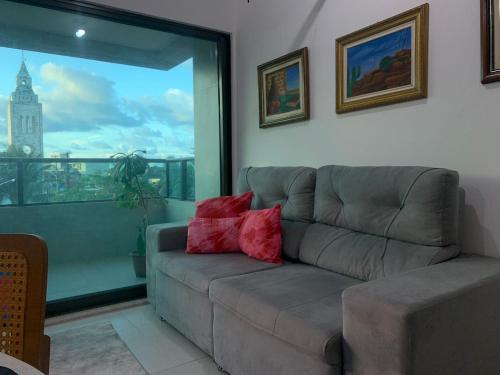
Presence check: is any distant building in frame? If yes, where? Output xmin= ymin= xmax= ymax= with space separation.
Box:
xmin=7 ymin=62 xmax=43 ymax=157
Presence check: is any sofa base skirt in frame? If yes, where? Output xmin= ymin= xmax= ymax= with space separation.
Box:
xmin=155 ymin=271 xmax=214 ymax=355
xmin=213 ymin=303 xmax=340 ymax=375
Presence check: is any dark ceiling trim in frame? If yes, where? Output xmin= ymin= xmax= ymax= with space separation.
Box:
xmin=3 ymin=0 xmax=231 ymax=42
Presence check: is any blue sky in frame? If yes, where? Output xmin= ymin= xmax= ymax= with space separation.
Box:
xmin=0 ymin=47 xmax=194 ymax=158
xmin=286 ymin=63 xmax=300 ymax=91
xmin=347 ymin=26 xmax=412 ymax=77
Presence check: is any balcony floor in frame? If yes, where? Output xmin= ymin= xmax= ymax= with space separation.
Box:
xmin=47 ymin=255 xmax=145 ymax=301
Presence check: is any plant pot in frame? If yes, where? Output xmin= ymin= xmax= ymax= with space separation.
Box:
xmin=130 ymin=252 xmax=146 ymax=278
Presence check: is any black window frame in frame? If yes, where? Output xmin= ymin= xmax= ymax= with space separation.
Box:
xmin=1 ymin=0 xmax=232 ymax=316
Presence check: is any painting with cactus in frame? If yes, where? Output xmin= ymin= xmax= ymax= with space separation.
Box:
xmin=336 ymin=5 xmax=428 ymax=113
xmin=346 ymin=26 xmax=412 ymax=98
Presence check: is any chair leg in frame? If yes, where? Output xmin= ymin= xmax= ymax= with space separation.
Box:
xmin=39 ymin=334 xmax=51 ymax=375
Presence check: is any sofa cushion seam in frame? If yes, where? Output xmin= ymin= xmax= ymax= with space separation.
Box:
xmin=233 ymin=272 xmax=318 ymax=312
xmin=313 ymin=230 xmax=353 ymax=265
xmin=286 ymin=168 xmax=313 ymax=221
xmin=383 ymin=168 xmax=437 ymax=238
xmin=271 ymin=289 xmax=344 ymax=335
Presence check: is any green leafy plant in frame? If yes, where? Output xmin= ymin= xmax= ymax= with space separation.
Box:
xmin=0 ymin=145 xmax=51 ymax=204
xmin=111 ymin=150 xmax=161 ymax=256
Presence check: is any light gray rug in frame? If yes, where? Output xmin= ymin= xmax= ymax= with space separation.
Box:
xmin=50 ymin=322 xmax=148 ymax=375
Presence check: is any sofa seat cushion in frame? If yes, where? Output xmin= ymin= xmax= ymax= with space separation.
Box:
xmin=153 ymin=250 xmax=280 ymax=294
xmin=209 ymin=264 xmax=362 ymax=365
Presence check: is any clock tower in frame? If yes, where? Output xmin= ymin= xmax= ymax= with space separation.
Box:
xmin=7 ymin=62 xmax=43 ymax=157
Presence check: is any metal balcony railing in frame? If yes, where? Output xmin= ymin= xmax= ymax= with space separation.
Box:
xmin=0 ymin=157 xmax=195 ymax=206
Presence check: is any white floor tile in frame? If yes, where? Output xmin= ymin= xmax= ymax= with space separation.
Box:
xmin=153 ymin=357 xmax=221 ymax=375
xmin=117 ymin=315 xmax=208 ymax=374
xmin=46 ymin=303 xmax=210 ymax=374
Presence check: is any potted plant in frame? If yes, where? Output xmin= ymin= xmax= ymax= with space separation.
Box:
xmin=111 ymin=150 xmax=162 ymax=278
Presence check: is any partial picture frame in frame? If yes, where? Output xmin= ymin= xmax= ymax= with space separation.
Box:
xmin=258 ymin=47 xmax=310 ymax=128
xmin=481 ymin=0 xmax=500 ymax=83
xmin=336 ymin=4 xmax=429 ymax=114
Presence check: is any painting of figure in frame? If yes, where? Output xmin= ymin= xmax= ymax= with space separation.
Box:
xmin=481 ymin=0 xmax=500 ymax=83
xmin=346 ymin=26 xmax=412 ymax=98
xmin=258 ymin=48 xmax=309 ymax=128
xmin=336 ymin=4 xmax=428 ymax=113
xmin=265 ymin=63 xmax=301 ymax=116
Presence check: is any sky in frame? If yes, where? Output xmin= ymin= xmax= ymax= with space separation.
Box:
xmin=286 ymin=63 xmax=300 ymax=91
xmin=0 ymin=46 xmax=194 ymax=159
xmin=347 ymin=26 xmax=412 ymax=77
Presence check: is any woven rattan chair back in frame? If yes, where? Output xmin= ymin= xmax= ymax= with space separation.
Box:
xmin=0 ymin=234 xmax=49 ymax=374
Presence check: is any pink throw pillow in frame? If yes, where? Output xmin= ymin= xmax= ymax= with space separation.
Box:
xmin=195 ymin=192 xmax=253 ymax=218
xmin=239 ymin=204 xmax=283 ymax=264
xmin=186 ymin=217 xmax=243 ymax=254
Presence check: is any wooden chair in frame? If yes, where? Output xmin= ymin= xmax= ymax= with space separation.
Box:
xmin=0 ymin=234 xmax=50 ymax=374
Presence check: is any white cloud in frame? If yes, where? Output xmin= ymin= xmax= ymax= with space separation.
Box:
xmin=69 ymin=142 xmax=87 ymax=151
xmin=38 ymin=63 xmax=141 ymax=132
xmin=89 ymin=140 xmax=113 ymax=150
xmin=37 ymin=64 xmax=194 ymax=146
xmin=1 ymin=63 xmax=195 ymax=158
xmin=123 ymin=89 xmax=194 ymax=128
xmin=164 ymin=89 xmax=194 ymax=124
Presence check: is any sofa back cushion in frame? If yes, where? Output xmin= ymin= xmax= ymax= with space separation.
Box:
xmin=299 ymin=165 xmax=460 ymax=280
xmin=238 ymin=166 xmax=316 ymax=259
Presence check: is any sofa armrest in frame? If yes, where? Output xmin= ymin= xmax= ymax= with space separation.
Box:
xmin=342 ymin=254 xmax=500 ymax=375
xmin=146 ymin=221 xmax=188 ymax=255
xmin=146 ymin=221 xmax=188 ymax=307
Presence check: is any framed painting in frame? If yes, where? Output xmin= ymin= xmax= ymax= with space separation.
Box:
xmin=336 ymin=4 xmax=429 ymax=114
xmin=481 ymin=0 xmax=500 ymax=83
xmin=258 ymin=47 xmax=310 ymax=128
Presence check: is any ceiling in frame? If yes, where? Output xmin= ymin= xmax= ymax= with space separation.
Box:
xmin=0 ymin=1 xmax=198 ymax=70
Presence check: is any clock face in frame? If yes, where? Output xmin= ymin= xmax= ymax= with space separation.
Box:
xmin=21 ymin=79 xmax=26 ymax=85
xmin=22 ymin=145 xmax=32 ymax=155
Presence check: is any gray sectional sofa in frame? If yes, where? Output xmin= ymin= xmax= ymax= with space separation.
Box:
xmin=146 ymin=166 xmax=500 ymax=375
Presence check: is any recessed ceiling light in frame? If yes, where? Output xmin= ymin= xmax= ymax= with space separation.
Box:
xmin=75 ymin=29 xmax=86 ymax=38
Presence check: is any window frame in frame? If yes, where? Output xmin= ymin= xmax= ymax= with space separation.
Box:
xmin=1 ymin=0 xmax=232 ymax=316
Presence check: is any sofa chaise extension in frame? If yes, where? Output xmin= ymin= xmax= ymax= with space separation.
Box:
xmin=147 ymin=165 xmax=500 ymax=375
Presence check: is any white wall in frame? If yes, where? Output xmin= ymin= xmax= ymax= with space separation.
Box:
xmin=234 ymin=0 xmax=500 ymax=258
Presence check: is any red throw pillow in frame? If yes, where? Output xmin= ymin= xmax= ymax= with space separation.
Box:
xmin=186 ymin=217 xmax=243 ymax=254
xmin=195 ymin=192 xmax=253 ymax=218
xmin=239 ymin=204 xmax=283 ymax=264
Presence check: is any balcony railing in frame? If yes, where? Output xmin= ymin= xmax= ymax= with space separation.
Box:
xmin=0 ymin=157 xmax=195 ymax=206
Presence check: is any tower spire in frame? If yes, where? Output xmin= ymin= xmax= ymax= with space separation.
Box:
xmin=16 ymin=59 xmax=32 ymax=89
xmin=8 ymin=57 xmax=44 ymax=157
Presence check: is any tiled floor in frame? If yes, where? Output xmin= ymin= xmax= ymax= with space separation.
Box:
xmin=47 ymin=256 xmax=145 ymax=301
xmin=45 ymin=302 xmax=221 ymax=375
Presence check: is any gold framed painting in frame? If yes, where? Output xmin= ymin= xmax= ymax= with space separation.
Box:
xmin=336 ymin=4 xmax=429 ymax=114
xmin=481 ymin=0 xmax=500 ymax=83
xmin=258 ymin=47 xmax=310 ymax=128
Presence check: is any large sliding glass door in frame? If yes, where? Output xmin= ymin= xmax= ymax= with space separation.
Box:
xmin=0 ymin=0 xmax=231 ymax=314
